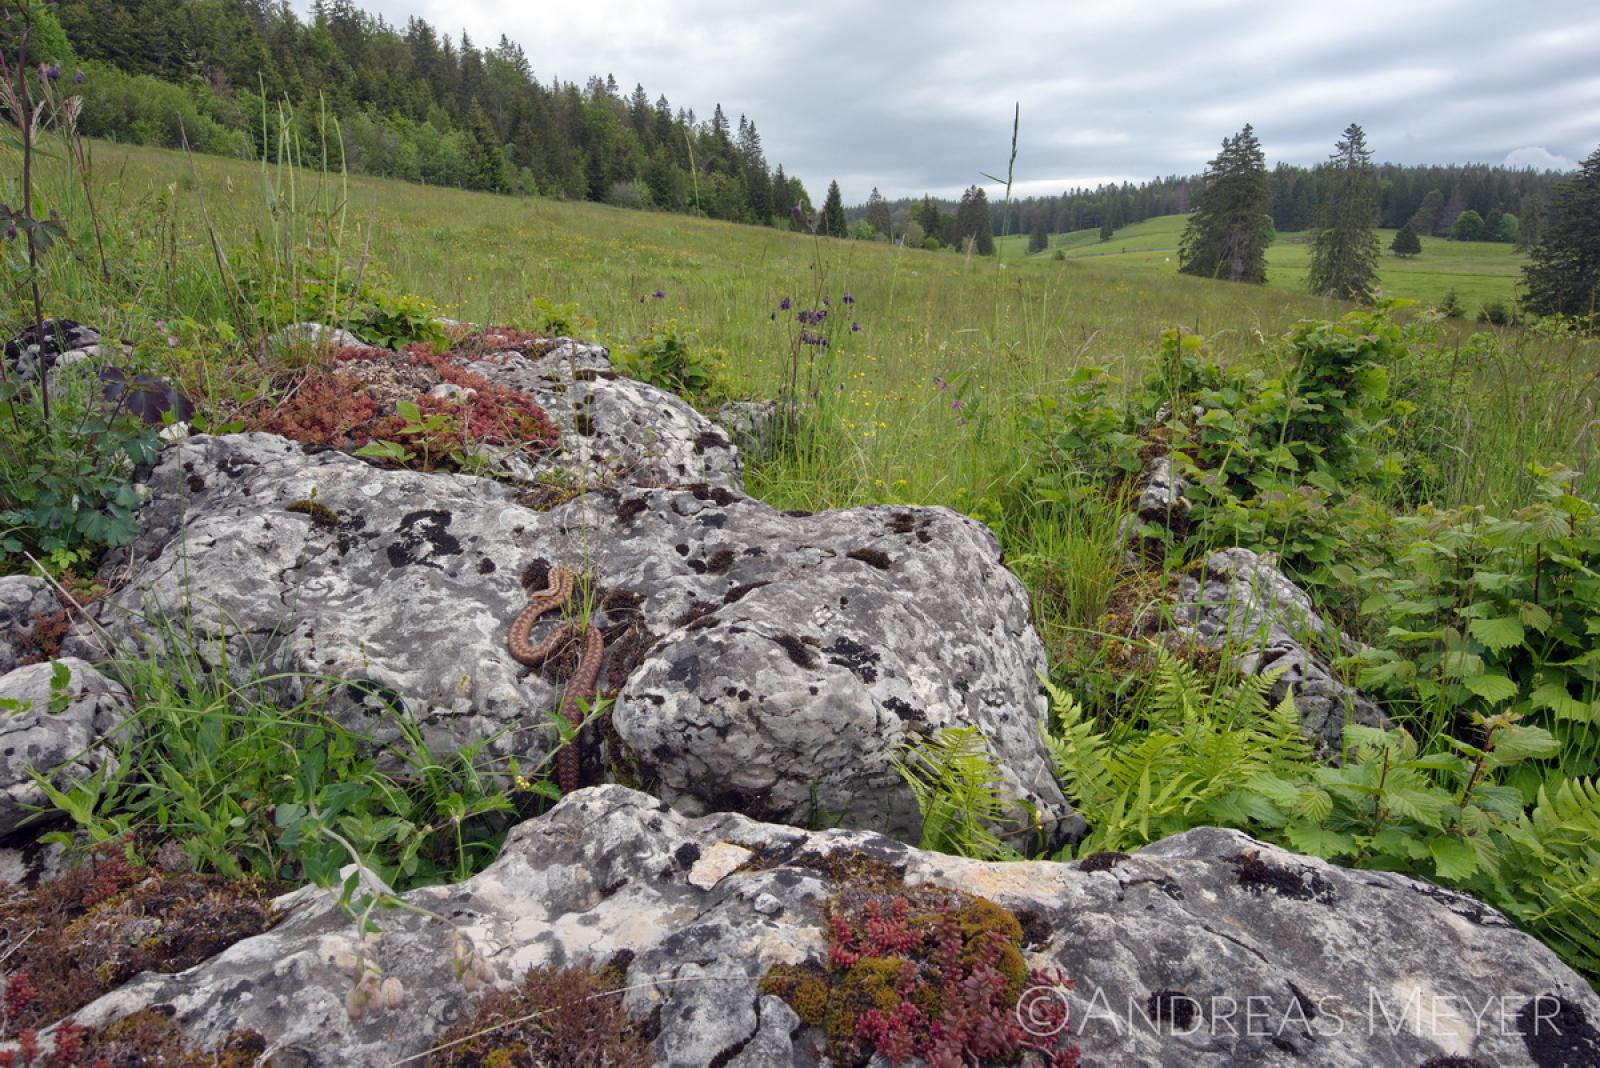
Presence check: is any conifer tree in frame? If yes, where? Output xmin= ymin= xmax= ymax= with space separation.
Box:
xmin=820 ymin=180 xmax=847 ymax=237
xmin=1178 ymin=124 xmax=1272 ymax=283
xmin=955 ymin=186 xmax=994 ymax=254
xmin=1522 ymin=144 xmax=1600 ymax=321
xmin=1391 ymin=221 xmax=1422 ymax=258
xmin=1307 ymin=123 xmax=1380 ymax=300
xmin=865 ymin=187 xmax=893 ymax=238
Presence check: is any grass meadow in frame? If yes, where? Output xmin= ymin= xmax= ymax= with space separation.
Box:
xmin=997 ymin=214 xmax=1528 ymax=311
xmin=25 ymin=143 xmax=1562 ymax=523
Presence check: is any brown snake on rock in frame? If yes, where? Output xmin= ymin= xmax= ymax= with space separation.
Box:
xmin=508 ymin=565 xmax=604 ymax=794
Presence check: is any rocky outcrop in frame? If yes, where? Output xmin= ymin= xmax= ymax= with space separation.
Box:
xmin=65 ymin=432 xmax=1075 ymax=847
xmin=463 ymin=338 xmax=743 ymax=492
xmin=0 ymin=658 xmax=128 ymax=836
xmin=3 ymin=318 xmax=103 ymax=375
xmin=0 ymin=575 xmax=56 ymax=675
xmin=51 ymin=786 xmax=1600 ymax=1068
xmin=1174 ymin=548 xmax=1386 ymax=751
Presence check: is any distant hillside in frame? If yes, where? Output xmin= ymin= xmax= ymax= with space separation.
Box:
xmin=994 ymin=213 xmax=1527 ymax=310
xmin=41 ymin=0 xmax=808 ymax=225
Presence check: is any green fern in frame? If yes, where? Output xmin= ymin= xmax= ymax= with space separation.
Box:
xmin=893 ymin=727 xmax=1022 ymax=862
xmin=1046 ymin=650 xmax=1308 ymax=856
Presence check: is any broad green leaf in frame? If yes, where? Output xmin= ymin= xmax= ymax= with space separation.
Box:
xmin=1428 ymin=836 xmax=1478 ymax=880
xmin=1468 ymin=616 xmax=1525 ymax=652
xmin=1463 ymin=673 xmax=1519 ymax=704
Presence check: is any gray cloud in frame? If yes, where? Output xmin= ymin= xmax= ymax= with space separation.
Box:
xmin=295 ymin=0 xmax=1598 ymax=203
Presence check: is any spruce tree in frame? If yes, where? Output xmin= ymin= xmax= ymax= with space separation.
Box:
xmin=1307 ymin=123 xmax=1380 ymax=300
xmin=1178 ymin=124 xmax=1272 ymax=284
xmin=820 ymin=180 xmax=847 ymax=237
xmin=865 ymin=187 xmax=893 ymax=238
xmin=1522 ymin=144 xmax=1600 ymax=321
xmin=1028 ymin=213 xmax=1049 ymax=253
xmin=1391 ymin=221 xmax=1422 ymax=258
xmin=955 ymin=186 xmax=994 ymax=255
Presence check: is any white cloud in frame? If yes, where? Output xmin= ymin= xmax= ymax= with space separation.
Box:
xmin=291 ymin=0 xmax=1600 ymax=202
xmin=1503 ymin=147 xmax=1579 ymax=172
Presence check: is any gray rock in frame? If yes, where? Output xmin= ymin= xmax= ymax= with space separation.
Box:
xmin=4 ymin=319 xmax=101 ymax=376
xmin=1174 ymin=548 xmax=1385 ymax=750
xmin=66 ymin=432 xmax=1073 ymax=846
xmin=464 ymin=339 xmax=743 ymax=493
xmin=0 ymin=658 xmax=128 ymax=836
xmin=50 ymin=786 xmax=1600 ymax=1068
xmin=0 ymin=575 xmax=56 ymax=674
xmin=269 ymin=322 xmax=370 ymax=352
xmin=714 ymin=399 xmax=782 ymax=460
xmin=1135 ymin=456 xmax=1189 ymax=526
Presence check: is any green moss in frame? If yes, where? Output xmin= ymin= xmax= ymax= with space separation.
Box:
xmin=758 ymin=961 xmax=829 ymax=1027
xmin=826 ymin=957 xmax=910 ymax=1047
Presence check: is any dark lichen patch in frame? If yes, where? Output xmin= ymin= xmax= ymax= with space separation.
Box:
xmin=1420 ymin=1058 xmax=1493 ymax=1068
xmin=600 ymin=587 xmax=647 ymax=626
xmin=774 ymin=633 xmax=819 ymax=669
xmin=1408 ymin=881 xmax=1512 ymax=928
xmin=615 ymin=495 xmax=649 ymax=523
xmin=886 ymin=511 xmax=917 ymax=535
xmin=674 ymin=842 xmax=703 ymax=870
xmin=694 ymin=429 xmax=730 ymax=454
xmin=785 ymin=508 xmax=813 ymax=518
xmin=881 ymin=695 xmax=926 ymax=724
xmin=846 ymin=547 xmax=892 ymax=570
xmin=705 ymin=547 xmax=737 ymax=575
xmin=1147 ymin=990 xmax=1199 ymax=1029
xmin=674 ymin=600 xmax=720 ymax=628
xmin=685 ymin=482 xmax=739 ymax=507
xmin=384 ymin=508 xmax=462 ymax=569
xmin=1011 ymin=905 xmax=1053 ymax=950
xmin=1077 ymin=851 xmax=1131 ymax=873
xmin=285 ymin=498 xmax=340 ymax=530
xmin=674 ymin=542 xmax=690 ymax=556
xmin=573 ymin=368 xmax=621 ymax=382
xmin=1228 ymin=850 xmax=1337 ymax=905
xmin=825 ymin=637 xmax=880 ymax=683
xmin=1519 ymin=995 xmax=1600 ymax=1068
xmin=335 ymin=512 xmax=369 ymax=555
xmin=788 ymin=847 xmax=908 ymax=891
xmin=515 ymin=479 xmax=584 ymax=512
xmin=519 ymin=556 xmax=553 ymax=592
xmin=186 ymin=473 xmax=207 ymax=493
xmin=723 ymin=580 xmax=770 ymax=605
xmin=344 ymin=679 xmax=407 ymax=717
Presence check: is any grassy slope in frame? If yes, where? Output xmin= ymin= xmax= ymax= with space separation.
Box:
xmin=997 ymin=214 xmax=1527 ymax=311
xmin=41 ymin=143 xmax=1355 ymax=512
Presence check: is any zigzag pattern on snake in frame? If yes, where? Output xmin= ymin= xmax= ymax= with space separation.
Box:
xmin=508 ymin=565 xmax=603 ymax=794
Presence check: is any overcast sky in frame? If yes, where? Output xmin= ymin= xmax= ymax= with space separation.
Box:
xmin=295 ymin=0 xmax=1599 ymax=204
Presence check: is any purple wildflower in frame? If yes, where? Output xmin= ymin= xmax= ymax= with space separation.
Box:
xmin=934 ymin=376 xmax=949 ymax=391
xmin=40 ymin=63 xmax=60 ymax=82
xmin=4 ymin=224 xmax=15 ymax=241
xmin=842 ymin=292 xmax=855 ymax=305
xmin=652 ymin=290 xmax=665 ymax=299
xmin=791 ymin=204 xmax=803 ymax=216
xmin=951 ymin=399 xmax=964 ymax=411
xmin=822 ymin=297 xmax=831 ymax=307
xmin=779 ymin=297 xmax=791 ymax=311
xmin=851 ymin=321 xmax=861 ymax=333
xmin=638 ymin=295 xmax=647 ymax=303
xmin=74 ymin=70 xmax=86 ymax=85
xmin=167 ymin=336 xmax=179 ymax=348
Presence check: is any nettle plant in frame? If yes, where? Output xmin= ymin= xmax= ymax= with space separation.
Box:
xmin=1343 ymin=465 xmax=1600 ymax=778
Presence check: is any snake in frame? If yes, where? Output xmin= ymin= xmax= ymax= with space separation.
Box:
xmin=508 ymin=565 xmax=604 ymax=794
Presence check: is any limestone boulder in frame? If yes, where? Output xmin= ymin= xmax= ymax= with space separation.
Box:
xmin=66 ymin=432 xmax=1075 ymax=847
xmin=47 ymin=786 xmax=1600 ymax=1068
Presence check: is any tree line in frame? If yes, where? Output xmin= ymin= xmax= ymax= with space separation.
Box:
xmin=39 ymin=0 xmax=813 ymax=226
xmin=1176 ymin=120 xmax=1598 ymax=323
